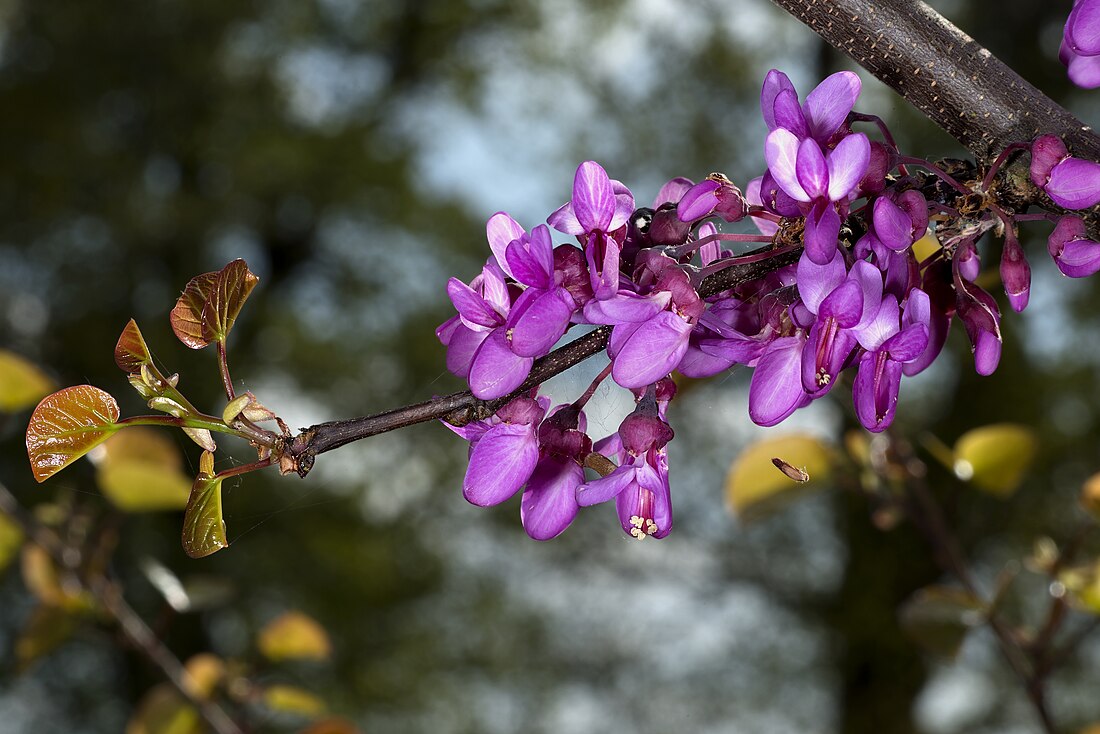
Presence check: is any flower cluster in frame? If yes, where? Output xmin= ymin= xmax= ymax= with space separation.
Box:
xmin=1061 ymin=0 xmax=1100 ymax=88
xmin=438 ymin=67 xmax=1100 ymax=541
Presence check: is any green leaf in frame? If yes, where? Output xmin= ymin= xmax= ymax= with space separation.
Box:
xmin=15 ymin=604 xmax=78 ymax=672
xmin=97 ymin=431 xmax=193 ymax=512
xmin=0 ymin=350 xmax=54 ymax=413
xmin=26 ymin=385 xmax=121 ymax=482
xmin=953 ymin=423 xmax=1037 ymax=497
xmin=0 ymin=512 xmax=24 ymax=575
xmin=725 ymin=434 xmax=833 ymax=522
xmin=257 ymin=610 xmax=333 ymax=662
xmin=898 ymin=585 xmax=984 ymax=659
xmin=126 ymin=684 xmax=202 ymax=734
xmin=115 ymin=319 xmax=153 ymax=374
xmin=181 ymin=451 xmax=228 ymax=558
xmin=262 ymin=685 xmax=326 ymax=717
xmin=170 ymin=259 xmax=258 ymax=349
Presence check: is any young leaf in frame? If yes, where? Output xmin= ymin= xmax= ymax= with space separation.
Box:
xmin=26 ymin=385 xmax=121 ymax=482
xmin=181 ymin=452 xmax=228 ymax=558
xmin=725 ymin=434 xmax=833 ymax=522
xmin=257 ymin=610 xmax=333 ymax=662
xmin=952 ymin=423 xmax=1037 ymax=497
xmin=115 ymin=319 xmax=153 ymax=374
xmin=96 ymin=430 xmax=192 ymax=513
xmin=0 ymin=350 xmax=54 ymax=412
xmin=261 ymin=685 xmax=326 ymax=717
xmin=170 ymin=259 xmax=258 ymax=349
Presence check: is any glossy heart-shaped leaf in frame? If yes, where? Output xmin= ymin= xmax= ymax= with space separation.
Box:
xmin=26 ymin=385 xmax=121 ymax=482
xmin=181 ymin=452 xmax=228 ymax=558
xmin=0 ymin=350 xmax=54 ymax=413
xmin=170 ymin=259 xmax=258 ymax=349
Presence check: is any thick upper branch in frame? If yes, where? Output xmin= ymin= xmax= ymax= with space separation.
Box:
xmin=771 ymin=0 xmax=1100 ymax=160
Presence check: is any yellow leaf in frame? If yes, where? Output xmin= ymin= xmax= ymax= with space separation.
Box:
xmin=182 ymin=653 xmax=225 ymax=700
xmin=20 ymin=544 xmax=92 ymax=611
xmin=262 ymin=685 xmax=326 ymax=717
xmin=1059 ymin=561 xmax=1100 ymax=614
xmin=94 ymin=428 xmax=192 ymax=512
xmin=725 ymin=434 xmax=833 ymax=522
xmin=126 ymin=685 xmax=202 ymax=734
xmin=911 ymin=231 xmax=941 ymax=263
xmin=953 ymin=423 xmax=1037 ymax=497
xmin=257 ymin=611 xmax=332 ymax=662
xmin=0 ymin=350 xmax=54 ymax=412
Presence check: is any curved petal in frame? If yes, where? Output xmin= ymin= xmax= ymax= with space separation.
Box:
xmin=447 ymin=277 xmax=502 ymax=329
xmin=1046 ymin=157 xmax=1100 ymax=209
xmin=803 ymin=70 xmax=862 ymax=142
xmin=795 ymin=137 xmax=829 ymax=200
xmin=1054 ymin=238 xmax=1100 ymax=277
xmin=611 ymin=311 xmax=693 ymax=388
xmin=521 ymin=458 xmax=583 ymax=540
xmin=468 ymin=329 xmax=534 ymax=399
xmin=804 ymin=203 xmax=841 ymax=265
xmin=583 ymin=289 xmax=671 ymax=325
xmin=826 ymin=133 xmax=871 ymax=201
xmin=444 ymin=321 xmax=491 ymax=378
xmin=576 ymin=465 xmax=635 ymax=507
xmin=761 ymin=69 xmax=798 ymax=130
xmin=572 ymin=161 xmax=615 ymax=233
xmin=615 ymin=460 xmax=672 ymax=539
xmin=873 ymin=196 xmax=914 ymax=251
xmin=547 ymin=201 xmax=583 ymax=235
xmin=1067 ymin=0 xmax=1100 ymax=55
xmin=796 ymin=247 xmax=848 ymax=313
xmin=507 ymin=287 xmax=575 ymax=357
xmin=486 ymin=212 xmax=525 ymax=279
xmin=855 ymin=295 xmax=900 ymax=351
xmin=748 ymin=335 xmax=809 ymax=426
xmin=765 ymin=128 xmax=811 ymax=202
xmin=883 ymin=322 xmax=929 ymax=362
xmin=1068 ymin=51 xmax=1100 ymax=89
xmin=745 ymin=177 xmax=780 ymax=236
xmin=463 ymin=422 xmax=539 ymax=506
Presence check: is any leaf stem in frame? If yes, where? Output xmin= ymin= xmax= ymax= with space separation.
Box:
xmin=216 ymin=341 xmax=235 ymax=402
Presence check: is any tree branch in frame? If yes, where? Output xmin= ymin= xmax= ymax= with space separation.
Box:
xmin=282 ymin=245 xmax=801 ymax=475
xmin=771 ymin=0 xmax=1100 ymax=161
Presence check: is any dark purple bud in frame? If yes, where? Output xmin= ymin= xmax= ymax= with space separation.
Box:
xmin=1030 ymin=134 xmax=1069 ymax=187
xmin=495 ymin=395 xmax=545 ymax=426
xmin=999 ymin=236 xmax=1031 ymax=312
xmin=954 ymin=240 xmax=981 ymax=282
xmin=618 ymin=411 xmax=674 ymax=455
xmin=895 ymin=189 xmax=929 ymax=236
xmin=553 ymin=244 xmax=593 ymax=307
xmin=538 ymin=404 xmax=592 ymax=462
xmin=1048 ymin=215 xmax=1100 ymax=277
xmin=857 ymin=141 xmax=894 ymax=195
xmin=648 ymin=202 xmax=693 ymax=245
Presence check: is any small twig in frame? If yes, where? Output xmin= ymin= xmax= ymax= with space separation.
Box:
xmin=889 ymin=434 xmax=1057 ymax=734
xmin=0 ymin=482 xmax=244 ymax=734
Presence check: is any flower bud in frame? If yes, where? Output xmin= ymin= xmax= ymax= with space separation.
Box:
xmin=954 ymin=240 xmax=981 ymax=282
xmin=1030 ymin=134 xmax=1069 ymax=187
xmin=999 ymin=237 xmax=1031 ymax=312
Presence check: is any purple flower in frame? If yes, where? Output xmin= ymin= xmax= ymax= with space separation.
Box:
xmin=447 ymin=396 xmax=547 ymax=507
xmin=1000 ymin=235 xmax=1031 ymax=313
xmin=605 ymin=253 xmax=704 ymax=389
xmin=1061 ymin=0 xmax=1100 ymax=88
xmin=1030 ymin=134 xmax=1100 ymax=210
xmin=549 ymin=161 xmax=635 ymax=300
xmin=677 ymin=175 xmax=746 ymax=223
xmin=577 ymin=403 xmax=674 ymax=540
xmin=1048 ymin=215 xmax=1100 ymax=277
xmin=955 ymin=275 xmax=1002 ymax=376
xmin=748 ymin=334 xmax=809 ymax=426
xmin=765 ymin=128 xmax=871 ymax=263
xmin=444 ymin=263 xmax=534 ymax=400
xmin=520 ymin=404 xmax=591 ymax=541
xmin=851 ymin=290 xmax=930 ymax=432
xmin=761 ymin=69 xmax=862 ymax=145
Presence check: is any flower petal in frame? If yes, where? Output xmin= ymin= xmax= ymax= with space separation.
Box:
xmin=521 ymin=458 xmax=583 ymax=540
xmin=826 ymin=133 xmax=871 ymax=201
xmin=611 ymin=311 xmax=693 ymax=388
xmin=748 ymin=335 xmax=809 ymax=426
xmin=486 ymin=212 xmax=525 ymax=279
xmin=765 ymin=128 xmax=811 ymax=202
xmin=468 ymin=329 xmax=534 ymax=399
xmin=577 ymin=466 xmax=635 ymax=506
xmin=507 ymin=287 xmax=575 ymax=357
xmin=796 ymin=247 xmax=848 ymax=313
xmin=804 ymin=202 xmax=841 ymax=265
xmin=1046 ymin=156 xmax=1100 ymax=209
xmin=795 ymin=137 xmax=829 ymax=200
xmin=761 ymin=69 xmax=798 ymax=131
xmin=873 ymin=196 xmax=914 ymax=252
xmin=583 ymin=289 xmax=672 ymax=325
xmin=803 ymin=71 xmax=861 ymax=142
xmin=463 ymin=422 xmax=539 ymax=506
xmin=572 ymin=161 xmax=615 ymax=233
xmin=447 ymin=277 xmax=502 ymax=329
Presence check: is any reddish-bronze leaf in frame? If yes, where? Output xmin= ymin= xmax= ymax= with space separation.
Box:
xmin=170 ymin=260 xmax=258 ymax=349
xmin=26 ymin=385 xmax=121 ymax=483
xmin=114 ymin=319 xmax=153 ymax=374
xmin=182 ymin=452 xmax=228 ymax=558
xmin=171 ymin=270 xmax=218 ymax=349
